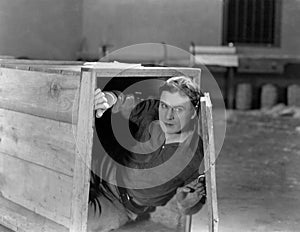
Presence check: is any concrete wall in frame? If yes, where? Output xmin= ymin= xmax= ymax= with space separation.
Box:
xmin=0 ymin=0 xmax=298 ymax=60
xmin=81 ymin=0 xmax=300 ymax=58
xmin=0 ymin=0 xmax=83 ymax=60
xmin=82 ymin=0 xmax=223 ymax=58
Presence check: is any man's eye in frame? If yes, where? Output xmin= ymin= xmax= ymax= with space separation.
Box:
xmin=174 ymin=107 xmax=183 ymax=112
xmin=160 ymin=103 xmax=168 ymax=108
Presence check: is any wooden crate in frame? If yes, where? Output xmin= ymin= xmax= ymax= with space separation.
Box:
xmin=0 ymin=61 xmax=92 ymax=232
xmin=0 ymin=61 xmax=204 ymax=232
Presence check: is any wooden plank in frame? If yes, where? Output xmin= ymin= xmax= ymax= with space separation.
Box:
xmin=201 ymin=96 xmax=213 ymax=232
xmin=194 ymin=54 xmax=238 ymax=67
xmin=185 ymin=215 xmax=192 ymax=232
xmin=0 ymin=152 xmax=73 ymax=228
xmin=201 ymin=94 xmax=219 ymax=232
xmin=238 ymin=57 xmax=285 ymax=73
xmin=0 ymin=195 xmax=68 ymax=232
xmin=0 ymin=67 xmax=80 ymax=124
xmin=0 ymin=59 xmax=83 ymax=65
xmin=0 ymin=108 xmax=76 ymax=176
xmin=3 ymin=64 xmax=81 ymax=76
xmin=205 ymin=94 xmax=219 ymax=232
xmin=190 ymin=46 xmax=236 ymax=54
xmin=87 ymin=67 xmax=201 ymax=79
xmin=70 ymin=70 xmax=95 ymax=232
xmin=0 ymin=225 xmax=13 ymax=232
xmin=0 ymin=56 xmax=15 ymax=59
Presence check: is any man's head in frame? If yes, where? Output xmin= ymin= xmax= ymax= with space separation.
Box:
xmin=158 ymin=76 xmax=202 ymax=135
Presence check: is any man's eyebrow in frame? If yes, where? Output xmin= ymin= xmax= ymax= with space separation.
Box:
xmin=160 ymin=101 xmax=186 ymax=108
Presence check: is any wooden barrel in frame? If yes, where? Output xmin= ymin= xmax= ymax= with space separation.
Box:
xmin=235 ymin=83 xmax=252 ymax=110
xmin=261 ymin=84 xmax=278 ymax=109
xmin=287 ymin=84 xmax=300 ymax=107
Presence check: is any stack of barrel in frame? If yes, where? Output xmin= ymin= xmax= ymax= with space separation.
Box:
xmin=287 ymin=84 xmax=300 ymax=107
xmin=235 ymin=83 xmax=300 ymax=110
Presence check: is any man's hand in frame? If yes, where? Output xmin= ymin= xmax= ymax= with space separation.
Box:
xmin=176 ymin=175 xmax=206 ymax=215
xmin=94 ymin=89 xmax=116 ymax=118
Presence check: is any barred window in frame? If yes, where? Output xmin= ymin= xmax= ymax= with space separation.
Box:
xmin=223 ymin=0 xmax=281 ymax=46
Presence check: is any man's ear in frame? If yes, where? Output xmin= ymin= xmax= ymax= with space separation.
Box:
xmin=192 ymin=72 xmax=201 ymax=91
xmin=191 ymin=109 xmax=197 ymax=119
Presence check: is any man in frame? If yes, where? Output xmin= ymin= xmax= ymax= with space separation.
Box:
xmin=89 ymin=76 xmax=206 ymax=231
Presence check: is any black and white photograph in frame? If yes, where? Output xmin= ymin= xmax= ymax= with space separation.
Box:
xmin=0 ymin=1 xmax=299 ymax=232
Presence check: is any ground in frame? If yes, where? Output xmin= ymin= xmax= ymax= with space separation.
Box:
xmin=1 ymin=111 xmax=300 ymax=232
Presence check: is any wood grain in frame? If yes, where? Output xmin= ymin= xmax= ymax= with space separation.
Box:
xmin=82 ymin=66 xmax=201 ymax=79
xmin=0 ymin=59 xmax=83 ymax=65
xmin=194 ymin=54 xmax=238 ymax=67
xmin=190 ymin=46 xmax=236 ymax=55
xmin=0 ymin=195 xmax=68 ymax=232
xmin=0 ymin=68 xmax=80 ymax=124
xmin=0 ymin=108 xmax=76 ymax=176
xmin=0 ymin=152 xmax=73 ymax=228
xmin=201 ymin=94 xmax=219 ymax=232
xmin=70 ymin=70 xmax=96 ymax=232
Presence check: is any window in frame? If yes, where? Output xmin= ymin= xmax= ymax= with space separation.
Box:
xmin=223 ymin=0 xmax=281 ymax=46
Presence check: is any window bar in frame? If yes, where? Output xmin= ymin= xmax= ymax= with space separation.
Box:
xmin=242 ymin=0 xmax=249 ymax=42
xmin=233 ymin=0 xmax=239 ymax=43
xmin=260 ymin=0 xmax=265 ymax=43
xmin=267 ymin=0 xmax=275 ymax=45
xmin=251 ymin=0 xmax=257 ymax=43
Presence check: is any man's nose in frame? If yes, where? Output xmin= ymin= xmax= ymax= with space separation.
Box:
xmin=166 ymin=108 xmax=174 ymax=120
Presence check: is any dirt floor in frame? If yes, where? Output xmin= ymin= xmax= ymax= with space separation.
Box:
xmin=1 ymin=110 xmax=299 ymax=232
xmin=115 ymin=110 xmax=300 ymax=232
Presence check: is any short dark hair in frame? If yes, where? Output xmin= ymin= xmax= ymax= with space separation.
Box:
xmin=159 ymin=76 xmax=203 ymax=109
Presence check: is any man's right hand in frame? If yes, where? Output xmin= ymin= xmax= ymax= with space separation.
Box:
xmin=94 ymin=88 xmax=116 ymax=118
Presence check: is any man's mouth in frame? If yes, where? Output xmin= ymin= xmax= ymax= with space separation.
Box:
xmin=164 ymin=122 xmax=174 ymax=127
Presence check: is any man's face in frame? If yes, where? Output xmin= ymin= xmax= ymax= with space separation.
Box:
xmin=158 ymin=90 xmax=195 ymax=135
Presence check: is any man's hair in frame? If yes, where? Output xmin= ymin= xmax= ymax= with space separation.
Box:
xmin=159 ymin=76 xmax=203 ymax=109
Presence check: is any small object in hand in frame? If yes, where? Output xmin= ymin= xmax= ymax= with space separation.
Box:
xmin=184 ymin=186 xmax=195 ymax=193
xmin=104 ymin=92 xmax=117 ymax=108
xmin=197 ymin=174 xmax=205 ymax=183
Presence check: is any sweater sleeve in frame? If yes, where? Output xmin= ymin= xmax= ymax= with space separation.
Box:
xmin=109 ymin=91 xmax=159 ymax=130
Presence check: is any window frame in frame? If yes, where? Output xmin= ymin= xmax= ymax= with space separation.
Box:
xmin=222 ymin=0 xmax=282 ymax=47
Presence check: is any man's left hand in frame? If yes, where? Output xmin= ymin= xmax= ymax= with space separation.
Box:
xmin=176 ymin=175 xmax=206 ymax=215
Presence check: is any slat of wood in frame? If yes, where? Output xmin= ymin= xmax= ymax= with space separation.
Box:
xmin=85 ymin=67 xmax=201 ymax=79
xmin=201 ymin=94 xmax=219 ymax=232
xmin=204 ymin=94 xmax=219 ymax=232
xmin=0 ymin=108 xmax=76 ymax=176
xmin=194 ymin=54 xmax=238 ymax=67
xmin=201 ymin=96 xmax=213 ymax=232
xmin=0 ymin=63 xmax=80 ymax=75
xmin=0 ymin=56 xmax=15 ymax=59
xmin=0 ymin=152 xmax=72 ymax=228
xmin=0 ymin=67 xmax=80 ymax=124
xmin=29 ymin=65 xmax=82 ymax=74
xmin=238 ymin=58 xmax=285 ymax=73
xmin=0 ymin=224 xmax=13 ymax=232
xmin=0 ymin=59 xmax=83 ymax=65
xmin=0 ymin=195 xmax=68 ymax=232
xmin=70 ymin=70 xmax=95 ymax=232
xmin=190 ymin=46 xmax=236 ymax=54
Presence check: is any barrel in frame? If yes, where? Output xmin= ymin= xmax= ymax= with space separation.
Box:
xmin=235 ymin=83 xmax=252 ymax=110
xmin=260 ymin=84 xmax=278 ymax=109
xmin=287 ymin=84 xmax=300 ymax=107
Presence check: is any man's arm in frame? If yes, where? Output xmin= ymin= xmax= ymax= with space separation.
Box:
xmin=176 ymin=174 xmax=206 ymax=215
xmin=94 ymin=88 xmax=158 ymax=128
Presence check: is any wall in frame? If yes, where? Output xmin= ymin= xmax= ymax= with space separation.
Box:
xmin=82 ymin=0 xmax=223 ymax=59
xmin=0 ymin=0 xmax=298 ymax=60
xmin=0 ymin=0 xmax=83 ymax=60
xmin=237 ymin=0 xmax=300 ymax=56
